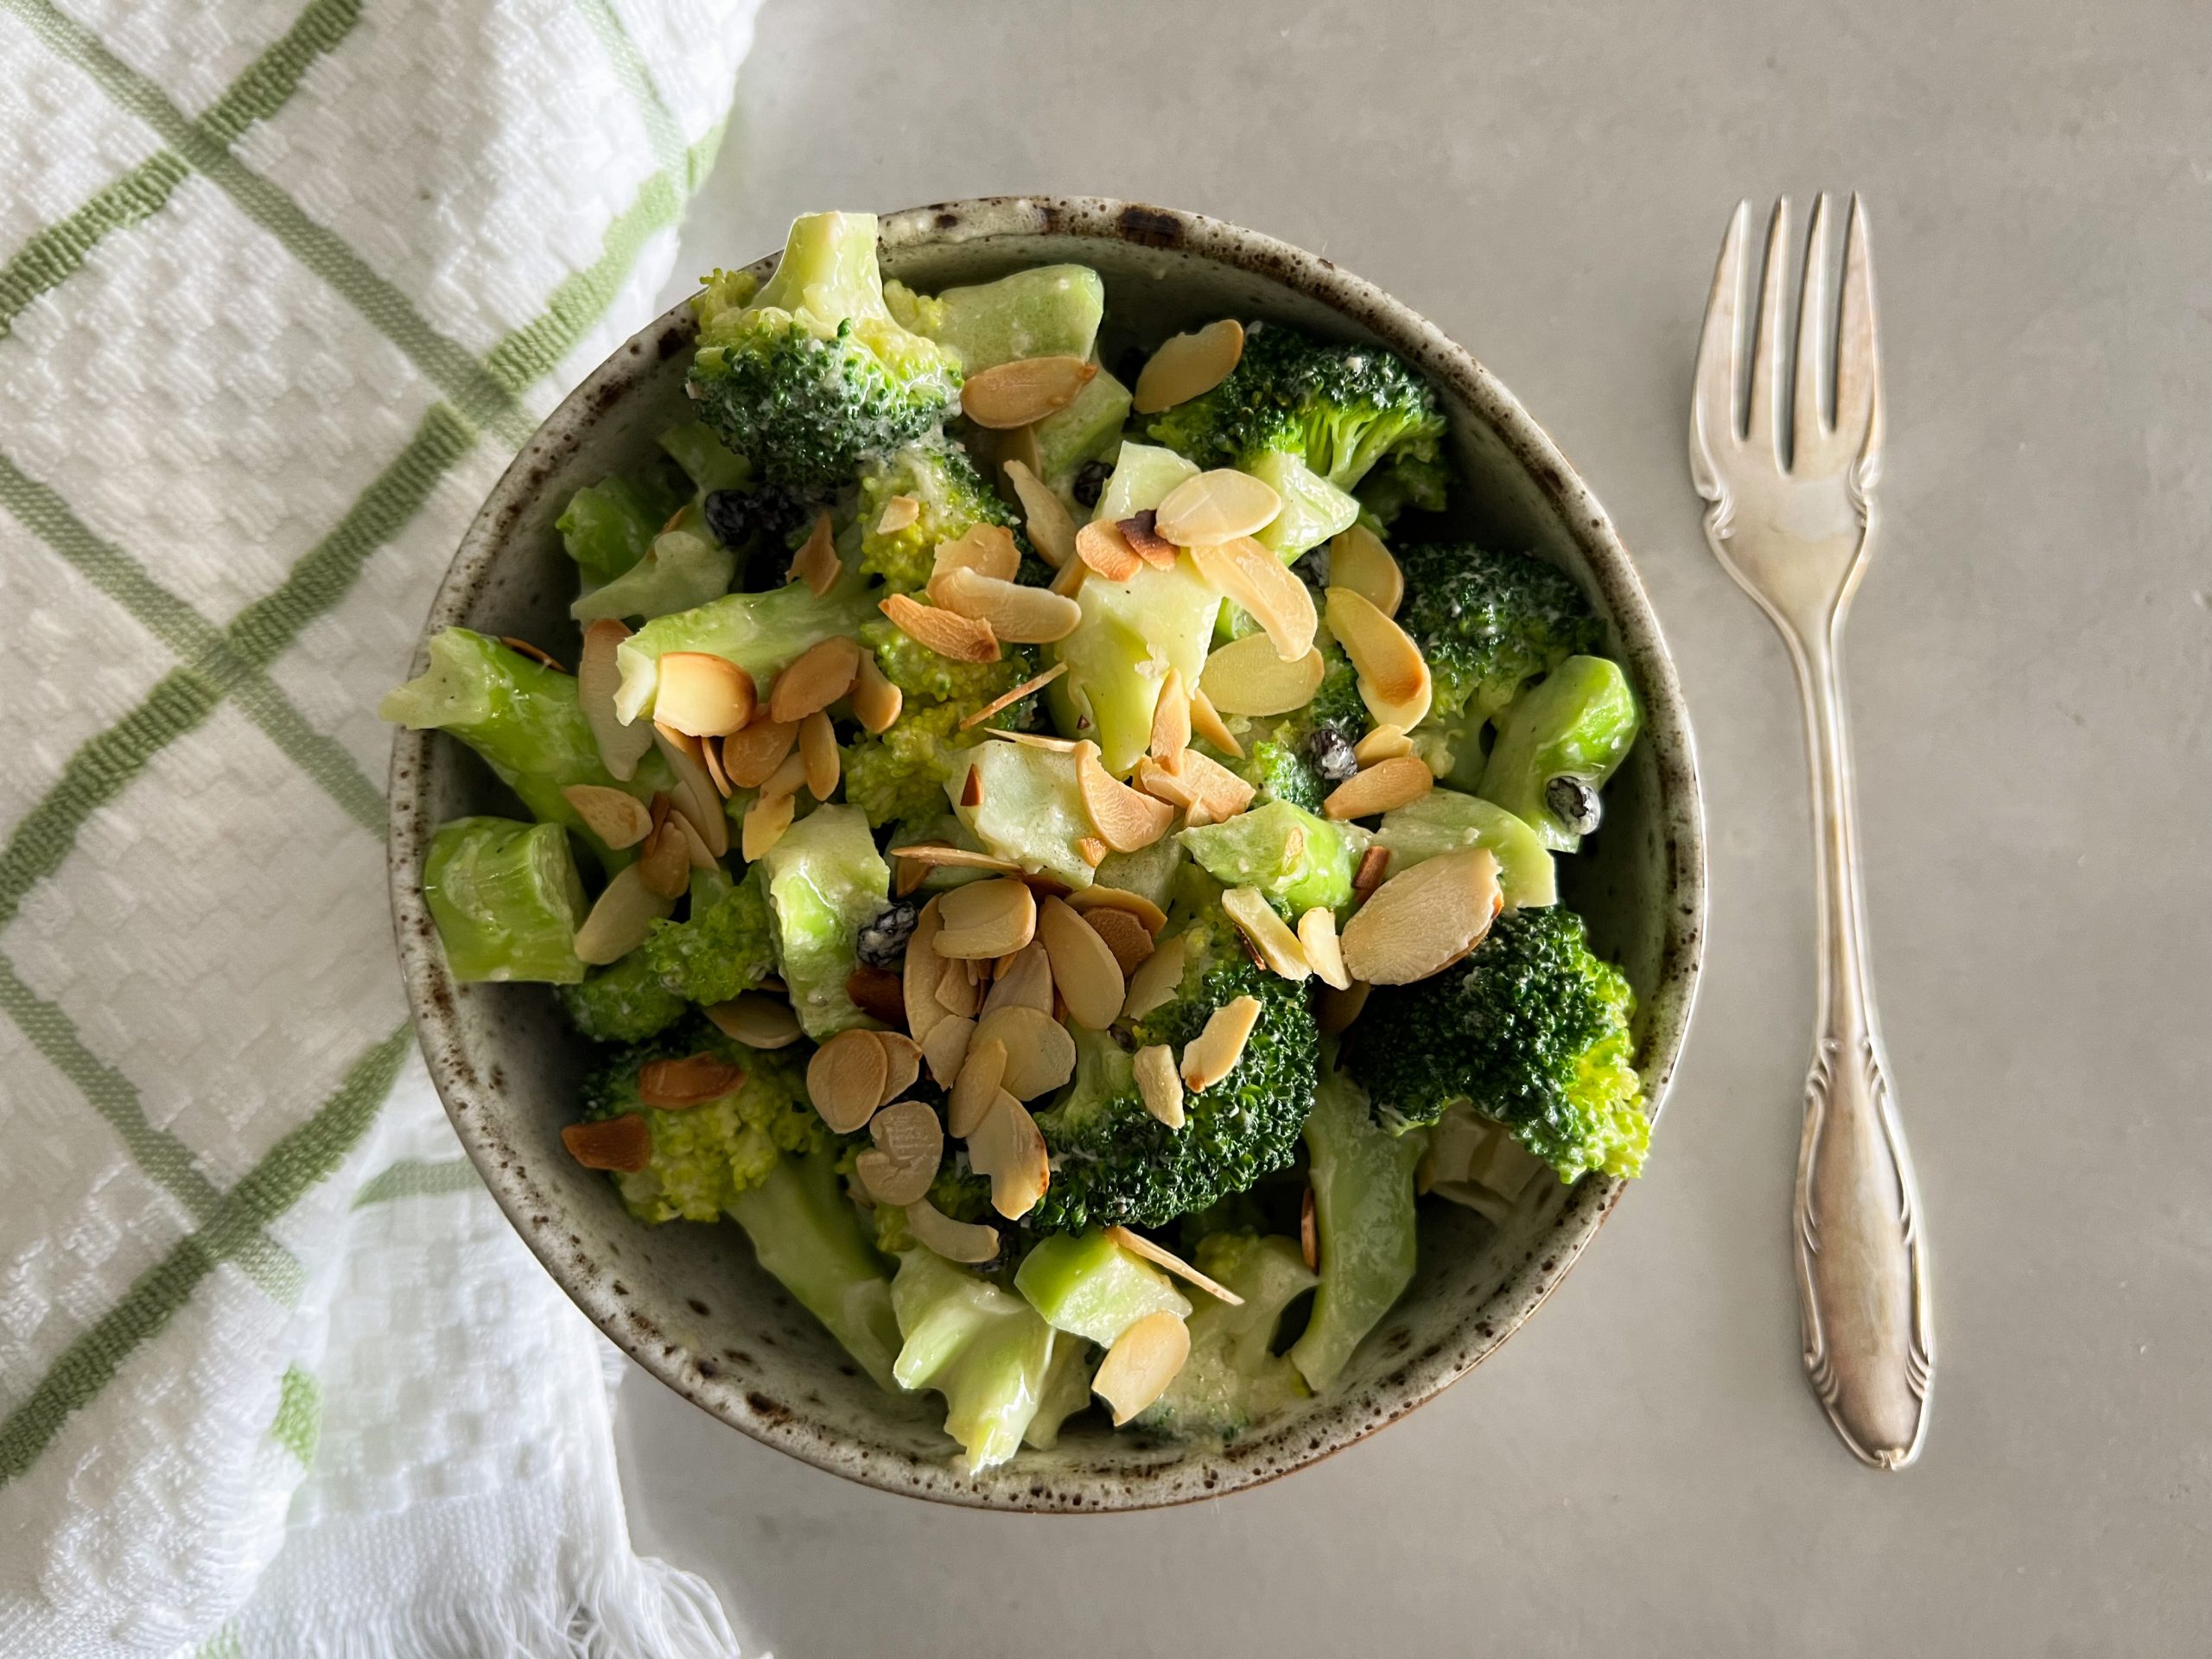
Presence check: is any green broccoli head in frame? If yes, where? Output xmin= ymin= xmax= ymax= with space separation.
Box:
xmin=688 ymin=213 xmax=960 ymax=500
xmin=560 ymin=952 xmax=687 ymax=1043
xmin=1395 ymin=543 xmax=1605 ymax=732
xmin=582 ymin=1025 xmax=829 ymax=1223
xmin=1225 ymin=642 xmax=1367 ymax=813
xmin=1344 ymin=906 xmax=1647 ymax=1182
xmin=638 ymin=866 xmax=777 ymax=1006
xmin=855 ymin=438 xmax=1022 ymax=593
xmin=1023 ymin=911 xmax=1319 ymax=1234
xmin=842 ymin=700 xmax=969 ymax=831
xmin=860 ymin=618 xmax=1035 ymax=712
xmin=1144 ymin=322 xmax=1446 ymax=504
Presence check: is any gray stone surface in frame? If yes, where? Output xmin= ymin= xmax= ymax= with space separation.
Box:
xmin=614 ymin=1 xmax=2212 ymax=1651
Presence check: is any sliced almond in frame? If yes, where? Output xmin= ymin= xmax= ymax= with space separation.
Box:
xmin=1134 ymin=750 xmax=1255 ymax=823
xmin=967 ymin=1091 xmax=1050 ymax=1220
xmin=574 ymin=864 xmax=676 ymax=964
xmin=1065 ymin=886 xmax=1169 ymax=936
xmin=1316 ymin=977 xmax=1373 ymax=1034
xmin=1002 ymin=459 xmax=1075 ymax=569
xmin=957 ymin=761 xmax=984 ymax=809
xmin=934 ymin=950 xmax=981 ymax=1019
xmin=958 ymin=659 xmax=1067 ymax=730
xmin=741 ymin=789 xmax=796 ymax=861
xmin=788 ymin=510 xmax=840 ymax=597
xmin=1340 ymin=847 xmax=1503 ymax=985
xmin=654 ymin=652 xmax=757 ymax=738
xmin=807 ymin=1029 xmax=890 ymax=1134
xmin=563 ymin=1114 xmax=652 ymax=1173
xmin=638 ymin=1052 xmax=745 ymax=1109
xmin=1222 ymin=887 xmax=1312 ymax=982
xmin=889 ymin=842 xmax=1024 ymax=880
xmin=874 ymin=1031 xmax=923 ymax=1106
xmin=1323 ymin=754 xmax=1433 ymax=821
xmin=1083 ymin=906 xmax=1155 ymax=976
xmin=1036 ymin=895 xmax=1126 ymax=1029
xmin=1325 ymin=586 xmax=1432 ymax=728
xmin=636 ymin=817 xmax=690 ymax=900
xmin=1092 ymin=1309 xmax=1191 ymax=1426
xmin=1118 ymin=511 xmax=1179 ymax=569
xmin=1074 ymin=517 xmax=1143 ymax=582
xmin=1360 ymin=663 xmax=1432 ymax=732
xmin=670 ymin=808 xmax=716 ymax=869
xmin=1328 ymin=524 xmax=1403 ymax=618
xmin=979 ymin=940 xmax=1052 ymax=1019
xmin=1301 ymin=1185 xmax=1319 ymax=1271
xmin=1149 ymin=668 xmax=1192 ymax=761
xmin=987 ymin=728 xmax=1082 ymax=754
xmin=1200 ymin=634 xmax=1326 ymax=716
xmin=846 ymin=965 xmax=907 ymax=1027
xmin=931 ymin=522 xmax=1020 ymax=582
xmin=581 ymin=620 xmax=652 ymax=781
xmin=1179 ymin=995 xmax=1262 ymax=1093
xmin=855 ymin=1098 xmax=943 ymax=1206
xmin=1132 ymin=318 xmax=1243 ymax=415
xmin=905 ymin=1197 xmax=1000 ymax=1264
xmin=1352 ymin=844 xmax=1393 ymax=902
xmin=933 ymin=876 xmax=1038 ymax=959
xmin=949 ymin=1036 xmax=1008 ymax=1137
xmin=876 ymin=493 xmax=921 ymax=535
xmin=1187 ymin=685 xmax=1243 ymax=758
xmin=971 ymin=1004 xmax=1077 ymax=1099
xmin=799 ymin=709 xmax=841 ymax=800
xmin=1133 ymin=1043 xmax=1185 ymax=1128
xmin=721 ymin=718 xmax=798 ymax=789
xmin=1103 ymin=1226 xmax=1244 ymax=1306
xmin=767 ymin=635 xmax=861 ymax=723
xmin=929 ymin=566 xmax=1081 ymax=645
xmin=562 ymin=784 xmax=651 ymax=849
xmin=878 ymin=593 xmax=1000 ymax=664
xmin=499 ymin=636 xmax=566 ymax=672
xmin=920 ymin=1012 xmax=976 ymax=1087
xmin=1076 ymin=742 xmax=1177 ymax=853
xmin=961 ymin=353 xmax=1097 ymax=429
xmin=1353 ymin=723 xmax=1413 ymax=765
xmin=1154 ymin=468 xmax=1282 ymax=548
xmin=852 ymin=652 xmax=902 ymax=734
xmin=703 ymin=992 xmax=803 ymax=1049
xmin=1297 ymin=906 xmax=1352 ymax=990
xmin=1076 ymin=836 xmax=1108 ymax=868
xmin=1049 ymin=554 xmax=1089 ymax=598
xmin=904 ymin=898 xmax=947 ymax=1043
xmin=652 ymin=725 xmax=728 ymax=856
xmin=1189 ymin=537 xmax=1318 ymax=662
xmin=701 ymin=734 xmax=734 ymax=798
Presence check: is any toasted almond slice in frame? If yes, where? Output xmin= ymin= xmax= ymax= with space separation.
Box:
xmin=1036 ymin=895 xmax=1126 ymax=1029
xmin=636 ymin=818 xmax=690 ymax=900
xmin=702 ymin=734 xmax=735 ymax=798
xmin=638 ymin=1052 xmax=745 ymax=1109
xmin=1122 ymin=932 xmax=1189 ymax=1022
xmin=979 ymin=939 xmax=1052 ymax=1019
xmin=1149 ymin=668 xmax=1192 ymax=761
xmin=904 ymin=898 xmax=947 ymax=1043
xmin=1132 ymin=318 xmax=1244 ymax=415
xmin=870 ymin=1096 xmax=943 ymax=1166
xmin=1133 ymin=1043 xmax=1185 ymax=1128
xmin=932 ymin=876 xmax=1038 ymax=960
xmin=1154 ymin=468 xmax=1282 ymax=547
xmin=1187 ymin=685 xmax=1243 ymax=758
xmin=857 ymin=1113 xmax=943 ymax=1208
xmin=1323 ymin=754 xmax=1433 ymax=820
xmin=1341 ymin=847 xmax=1503 ymax=985
xmin=562 ymin=784 xmax=651 ymax=849
xmin=1049 ymin=554 xmax=1089 ymax=598
xmin=1092 ymin=1308 xmax=1191 ymax=1426
xmin=581 ymin=620 xmax=653 ymax=781
xmin=1072 ymin=836 xmax=1106 ymax=868
xmin=920 ymin=1012 xmax=976 ymax=1086
xmin=1179 ymin=995 xmax=1263 ymax=1093
xmin=1103 ymin=1227 xmax=1244 ymax=1306
xmin=851 ymin=654 xmax=902 ymax=737
xmin=563 ymin=1114 xmax=652 ymax=1172
xmin=1189 ymin=537 xmax=1318 ymax=661
xmin=1066 ymin=885 xmax=1169 ymax=936
xmin=499 ymin=636 xmax=566 ymax=672
xmin=806 ymin=1029 xmax=890 ymax=1134
xmin=1076 ymin=742 xmax=1177 ymax=853
xmin=1082 ymin=906 xmax=1154 ymax=976
xmin=1222 ymin=887 xmax=1313 ymax=982
xmin=1328 ymin=524 xmax=1403 ymax=617
xmin=741 ymin=789 xmax=796 ymax=861
xmin=671 ymin=808 xmax=716 ymax=869
xmin=768 ymin=635 xmax=862 ymax=722
xmin=905 ymin=1197 xmax=1001 ymax=1264
xmin=929 ymin=566 xmax=1082 ymax=645
xmin=1296 ymin=906 xmax=1352 ymax=990
xmin=876 ymin=493 xmax=921 ymax=534
xmin=1002 ymin=458 xmax=1075 ymax=569
xmin=949 ymin=1036 xmax=1008 ymax=1137
xmin=961 ymin=353 xmax=1097 ymax=428
xmin=931 ymin=522 xmax=1021 ymax=582
xmin=1135 ymin=750 xmax=1256 ymax=823
xmin=888 ymin=842 xmax=1024 ymax=880
xmin=934 ymin=950 xmax=981 ymax=1019
xmin=1301 ymin=1185 xmax=1319 ymax=1271
xmin=703 ymin=992 xmax=804 ymax=1049
xmin=846 ymin=964 xmax=907 ymax=1027
xmin=1326 ymin=586 xmax=1433 ymax=728
xmin=967 ymin=1092 xmax=1050 ymax=1219
xmin=958 ymin=659 xmax=1067 ymax=730
xmin=1352 ymin=844 xmax=1393 ymax=901
xmin=721 ymin=718 xmax=798 ymax=789
xmin=753 ymin=750 xmax=805 ymax=810
xmin=1200 ymin=634 xmax=1326 ymax=716
xmin=1359 ymin=660 xmax=1433 ymax=732
xmin=1316 ymin=978 xmax=1373 ymax=1034
xmin=654 ymin=652 xmax=757 ymax=737
xmin=1117 ymin=510 xmax=1179 ymax=569
xmin=987 ymin=728 xmax=1082 ymax=753
xmin=799 ymin=709 xmax=840 ymax=800
xmin=878 ymin=593 xmax=1000 ymax=664
xmin=1074 ymin=517 xmax=1142 ymax=582
xmin=957 ymin=761 xmax=984 ymax=809
xmin=652 ymin=725 xmax=728 ymax=856
xmin=574 ymin=864 xmax=676 ymax=964
xmin=874 ymin=1031 xmax=923 ymax=1106
xmin=789 ymin=510 xmax=840 ymax=597
xmin=1353 ymin=723 xmax=1414 ymax=765
xmin=971 ymin=1005 xmax=1077 ymax=1098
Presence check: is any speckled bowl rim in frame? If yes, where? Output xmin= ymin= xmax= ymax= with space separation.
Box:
xmin=389 ymin=196 xmax=1706 ymax=1510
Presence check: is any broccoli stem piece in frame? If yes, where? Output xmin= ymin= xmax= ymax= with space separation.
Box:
xmin=1139 ymin=1232 xmax=1318 ymax=1440
xmin=887 ymin=264 xmax=1104 ymax=373
xmin=1179 ymin=798 xmax=1366 ymax=917
xmin=1478 ymin=655 xmax=1641 ymax=852
xmin=1048 ymin=556 xmax=1221 ymax=775
xmin=1289 ymin=1068 xmax=1426 ymax=1393
xmin=1023 ymin=1333 xmax=1096 ymax=1450
xmin=570 ymin=507 xmax=736 ymax=625
xmin=422 ymin=817 xmax=586 ymax=983
xmin=658 ymin=420 xmax=752 ymax=494
xmin=890 ymin=1249 xmax=1058 ymax=1472
xmin=556 ymin=476 xmax=677 ymax=583
xmin=1014 ymin=1231 xmax=1192 ymax=1345
xmin=1373 ymin=787 xmax=1557 ymax=909
xmin=756 ymin=805 xmax=890 ymax=1039
xmin=727 ymin=1148 xmax=902 ymax=1393
xmin=612 ymin=578 xmax=880 ymax=725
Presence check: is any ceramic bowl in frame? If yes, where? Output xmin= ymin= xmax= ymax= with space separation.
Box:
xmin=388 ymin=196 xmax=1704 ymax=1510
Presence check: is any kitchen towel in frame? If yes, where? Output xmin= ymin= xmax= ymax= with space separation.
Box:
xmin=0 ymin=0 xmax=760 ymax=1652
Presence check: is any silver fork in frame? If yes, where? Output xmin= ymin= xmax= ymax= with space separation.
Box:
xmin=1689 ymin=195 xmax=1933 ymax=1470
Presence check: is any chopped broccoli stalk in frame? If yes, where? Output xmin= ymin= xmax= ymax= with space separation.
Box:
xmin=1048 ymin=557 xmax=1222 ymax=774
xmin=758 ymin=805 xmax=889 ymax=1038
xmin=1014 ymin=1231 xmax=1192 ymax=1345
xmin=1478 ymin=655 xmax=1641 ymax=852
xmin=560 ymin=952 xmax=687 ymax=1042
xmin=381 ymin=628 xmax=658 ymax=872
xmin=612 ymin=575 xmax=880 ymax=725
xmin=890 ymin=1249 xmax=1058 ymax=1472
xmin=556 ymin=475 xmax=678 ymax=583
xmin=728 ymin=1147 xmax=902 ymax=1392
xmin=689 ymin=212 xmax=961 ymax=499
xmin=1179 ymin=798 xmax=1364 ymax=917
xmin=422 ymin=817 xmax=586 ymax=983
xmin=1420 ymin=1103 xmax=1549 ymax=1224
xmin=1289 ymin=1068 xmax=1426 ymax=1392
xmin=856 ymin=437 xmax=1021 ymax=594
xmin=570 ymin=510 xmax=736 ymax=623
xmin=1248 ymin=449 xmax=1359 ymax=563
xmin=1139 ymin=1232 xmax=1317 ymax=1439
xmin=1091 ymin=440 xmax=1198 ymax=523
xmin=1345 ymin=906 xmax=1648 ymax=1181
xmin=1374 ymin=788 xmax=1556 ymax=909
xmin=658 ymin=420 xmax=751 ymax=494
xmin=1090 ymin=838 xmax=1185 ymax=912
xmin=1023 ymin=1333 xmax=1096 ymax=1450
xmin=887 ymin=264 xmax=1104 ymax=372
xmin=945 ymin=740 xmax=1097 ymax=890
xmin=640 ymin=865 xmax=778 ymax=1005
xmin=1034 ymin=370 xmax=1133 ymax=488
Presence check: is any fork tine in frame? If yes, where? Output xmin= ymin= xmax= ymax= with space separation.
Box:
xmin=1689 ymin=200 xmax=1750 ymax=485
xmin=1744 ymin=198 xmax=1792 ymax=465
xmin=1833 ymin=194 xmax=1882 ymax=474
xmin=1791 ymin=194 xmax=1834 ymax=461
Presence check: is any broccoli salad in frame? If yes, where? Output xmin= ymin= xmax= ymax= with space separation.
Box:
xmin=385 ymin=211 xmax=1649 ymax=1473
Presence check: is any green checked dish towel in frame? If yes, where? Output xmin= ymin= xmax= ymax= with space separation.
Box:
xmin=0 ymin=0 xmax=762 ymax=1653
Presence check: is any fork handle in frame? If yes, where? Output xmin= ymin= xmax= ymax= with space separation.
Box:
xmin=1789 ymin=626 xmax=1934 ymax=1470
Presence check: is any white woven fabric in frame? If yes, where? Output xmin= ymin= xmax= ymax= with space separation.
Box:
xmin=0 ymin=1 xmax=760 ymax=1652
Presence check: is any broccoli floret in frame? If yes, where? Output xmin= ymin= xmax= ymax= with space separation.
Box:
xmin=1395 ymin=543 xmax=1605 ymax=734
xmin=859 ymin=617 xmax=1032 ymax=712
xmin=1144 ymin=322 xmax=1446 ymax=504
xmin=688 ymin=213 xmax=960 ymax=499
xmin=561 ymin=952 xmax=687 ymax=1042
xmin=1344 ymin=906 xmax=1648 ymax=1182
xmin=1023 ymin=911 xmax=1319 ymax=1234
xmin=1138 ymin=1232 xmax=1317 ymax=1440
xmin=855 ymin=436 xmax=1023 ymax=594
xmin=1223 ymin=643 xmax=1368 ymax=812
xmin=843 ymin=701 xmax=969 ymax=832
xmin=638 ymin=867 xmax=776 ymax=1006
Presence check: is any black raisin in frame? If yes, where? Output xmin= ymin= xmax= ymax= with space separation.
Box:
xmin=1306 ymin=726 xmax=1359 ymax=785
xmin=702 ymin=482 xmax=817 ymax=550
xmin=1544 ymin=774 xmax=1603 ymax=836
xmin=855 ymin=898 xmax=921 ymax=969
xmin=1071 ymin=460 xmax=1113 ymax=509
